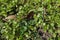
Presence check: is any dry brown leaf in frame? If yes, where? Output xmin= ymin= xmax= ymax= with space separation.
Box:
xmin=5 ymin=15 xmax=16 ymax=20
xmin=2 ymin=15 xmax=16 ymax=22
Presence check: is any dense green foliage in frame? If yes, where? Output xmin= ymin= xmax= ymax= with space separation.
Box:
xmin=0 ymin=0 xmax=60 ymax=40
